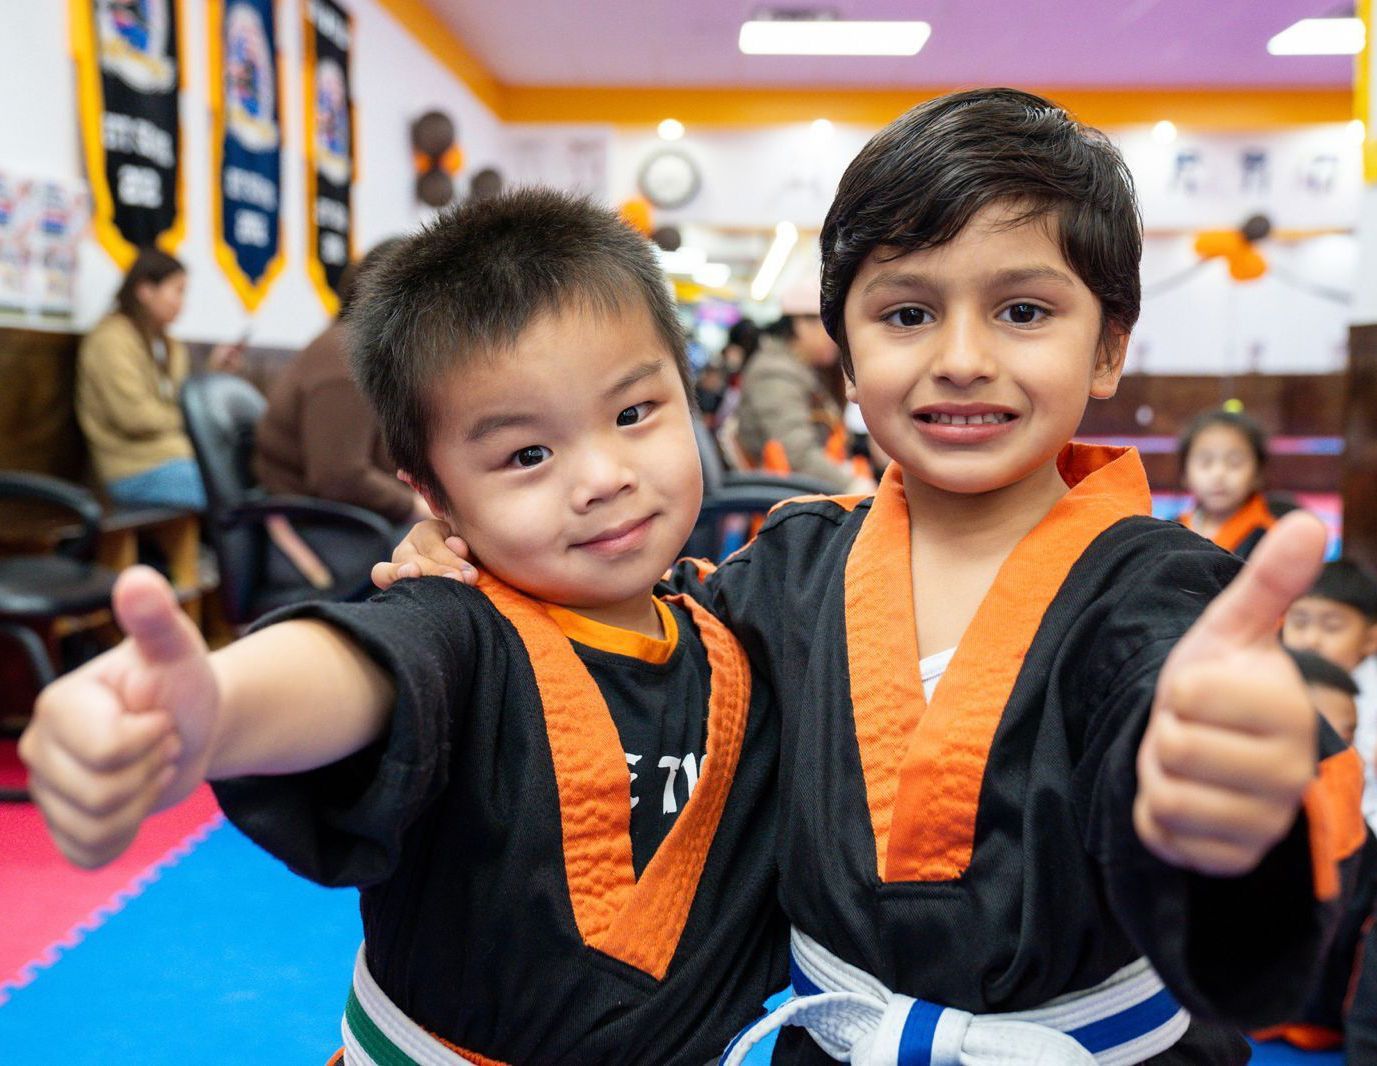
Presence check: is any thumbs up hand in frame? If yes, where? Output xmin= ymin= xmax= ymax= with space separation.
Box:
xmin=1134 ymin=512 xmax=1329 ymax=878
xmin=20 ymin=566 xmax=220 ymax=868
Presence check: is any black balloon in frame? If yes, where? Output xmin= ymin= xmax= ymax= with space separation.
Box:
xmin=1241 ymin=214 xmax=1272 ymax=243
xmin=652 ymin=225 xmax=682 ymax=251
xmin=417 ymin=169 xmax=454 ymax=207
xmin=411 ymin=110 xmax=455 ymax=156
xmin=470 ymin=167 xmax=503 ymax=200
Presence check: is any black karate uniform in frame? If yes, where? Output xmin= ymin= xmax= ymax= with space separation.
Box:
xmin=674 ymin=443 xmax=1365 ymax=1064
xmin=214 ymin=575 xmax=788 ymax=1064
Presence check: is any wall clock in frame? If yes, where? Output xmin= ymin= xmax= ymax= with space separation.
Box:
xmin=637 ymin=148 xmax=701 ymax=210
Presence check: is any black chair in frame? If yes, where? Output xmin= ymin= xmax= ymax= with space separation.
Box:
xmin=0 ymin=473 xmax=122 ymax=800
xmin=180 ymin=373 xmax=396 ymax=626
xmin=683 ymin=415 xmax=836 ymax=560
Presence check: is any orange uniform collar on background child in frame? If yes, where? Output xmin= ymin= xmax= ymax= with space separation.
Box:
xmin=1180 ymin=492 xmax=1276 ymax=554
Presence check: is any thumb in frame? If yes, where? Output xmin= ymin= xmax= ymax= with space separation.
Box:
xmin=1188 ymin=510 xmax=1328 ymax=650
xmin=113 ymin=566 xmax=203 ymax=666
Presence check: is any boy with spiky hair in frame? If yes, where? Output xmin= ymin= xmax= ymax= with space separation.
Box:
xmin=21 ymin=190 xmax=788 ymax=1064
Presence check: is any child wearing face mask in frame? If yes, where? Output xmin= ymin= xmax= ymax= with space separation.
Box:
xmin=1176 ymin=408 xmax=1274 ymax=559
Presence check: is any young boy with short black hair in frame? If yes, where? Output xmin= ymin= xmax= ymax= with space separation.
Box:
xmin=20 ymin=190 xmax=788 ymax=1064
xmin=1285 ymin=558 xmax=1377 ymax=830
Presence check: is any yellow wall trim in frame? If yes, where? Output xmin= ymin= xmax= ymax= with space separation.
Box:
xmin=375 ymin=3 xmax=1349 ymax=131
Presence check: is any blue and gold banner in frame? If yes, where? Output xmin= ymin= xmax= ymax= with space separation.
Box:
xmin=210 ymin=0 xmax=284 ymax=310
xmin=71 ymin=0 xmax=186 ymax=267
xmin=303 ymin=0 xmax=354 ymax=314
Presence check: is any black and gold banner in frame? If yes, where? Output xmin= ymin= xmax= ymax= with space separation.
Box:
xmin=210 ymin=0 xmax=285 ymax=310
xmin=303 ymin=0 xmax=354 ymax=314
xmin=71 ymin=0 xmax=185 ymax=267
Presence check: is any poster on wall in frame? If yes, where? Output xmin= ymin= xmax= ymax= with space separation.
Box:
xmin=70 ymin=0 xmax=185 ymax=267
xmin=303 ymin=0 xmax=354 ymax=314
xmin=210 ymin=0 xmax=284 ymax=310
xmin=0 ymin=172 xmax=89 ymax=323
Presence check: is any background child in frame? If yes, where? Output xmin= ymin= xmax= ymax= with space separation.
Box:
xmin=1285 ymin=558 xmax=1377 ymax=831
xmin=21 ymin=190 xmax=787 ymax=1065
xmin=1253 ymin=649 xmax=1376 ymax=1057
xmin=1176 ymin=407 xmax=1275 ymax=558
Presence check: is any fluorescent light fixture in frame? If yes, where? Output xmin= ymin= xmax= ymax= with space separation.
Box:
xmin=658 ymin=118 xmax=685 ymax=141
xmin=657 ymin=246 xmax=708 ymax=275
xmin=1151 ymin=120 xmax=1177 ymax=145
xmin=694 ymin=263 xmax=732 ymax=288
xmin=751 ymin=221 xmax=799 ymax=302
xmin=739 ymin=19 xmax=930 ymax=56
xmin=1266 ymin=17 xmax=1364 ymax=56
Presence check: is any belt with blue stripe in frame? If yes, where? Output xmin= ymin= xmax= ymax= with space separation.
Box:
xmin=720 ymin=927 xmax=1190 ymax=1066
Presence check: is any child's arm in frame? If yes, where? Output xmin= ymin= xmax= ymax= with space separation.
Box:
xmin=20 ymin=566 xmax=392 ymax=868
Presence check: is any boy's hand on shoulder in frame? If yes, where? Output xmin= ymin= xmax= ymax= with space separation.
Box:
xmin=19 ymin=567 xmax=219 ymax=868
xmin=1134 ymin=512 xmax=1329 ymax=878
xmin=371 ymin=519 xmax=477 ymax=590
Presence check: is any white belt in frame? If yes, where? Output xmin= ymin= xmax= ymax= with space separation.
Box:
xmin=720 ymin=927 xmax=1191 ymax=1066
xmin=342 ymin=943 xmax=479 ymax=1066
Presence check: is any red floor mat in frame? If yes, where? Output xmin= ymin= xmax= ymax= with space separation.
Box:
xmin=0 ymin=783 xmax=221 ymax=999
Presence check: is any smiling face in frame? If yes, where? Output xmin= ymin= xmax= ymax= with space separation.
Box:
xmin=1283 ymin=596 xmax=1377 ymax=671
xmin=841 ymin=202 xmax=1125 ymax=503
xmin=417 ymin=300 xmax=703 ymax=630
xmin=1182 ymin=422 xmax=1261 ymax=521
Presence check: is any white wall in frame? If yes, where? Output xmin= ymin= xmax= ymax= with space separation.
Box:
xmin=0 ymin=0 xmax=506 ymax=348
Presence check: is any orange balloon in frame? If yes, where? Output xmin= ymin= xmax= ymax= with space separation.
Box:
xmin=1194 ymin=230 xmax=1244 ymax=259
xmin=1228 ymin=247 xmax=1267 ymax=281
xmin=619 ymin=196 xmax=654 ymax=236
xmin=440 ymin=145 xmax=464 ymax=174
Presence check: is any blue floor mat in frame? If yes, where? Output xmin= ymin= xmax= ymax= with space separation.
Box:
xmin=0 ymin=819 xmax=361 ymax=1064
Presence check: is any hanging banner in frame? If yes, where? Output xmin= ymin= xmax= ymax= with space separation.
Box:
xmin=209 ymin=0 xmax=285 ymax=310
xmin=70 ymin=0 xmax=185 ymax=268
xmin=303 ymin=0 xmax=354 ymax=314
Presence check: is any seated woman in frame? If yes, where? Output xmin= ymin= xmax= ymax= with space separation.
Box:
xmin=77 ymin=248 xmax=232 ymax=511
xmin=254 ymin=240 xmax=429 ymax=536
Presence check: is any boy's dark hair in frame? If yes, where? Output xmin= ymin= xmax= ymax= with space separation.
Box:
xmin=349 ymin=188 xmax=688 ymax=507
xmin=115 ymin=246 xmax=186 ymax=338
xmin=1306 ymin=559 xmax=1377 ymax=621
xmin=819 ymin=87 xmax=1142 ymax=377
xmin=1176 ymin=408 xmax=1269 ymax=478
xmin=337 ymin=237 xmax=405 ymax=316
xmin=1287 ymin=647 xmax=1360 ymax=696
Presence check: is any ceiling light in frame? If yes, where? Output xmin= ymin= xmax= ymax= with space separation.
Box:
xmin=1151 ymin=120 xmax=1177 ymax=145
xmin=1348 ymin=119 xmax=1366 ymax=145
xmin=694 ymin=263 xmax=732 ymax=288
xmin=658 ymin=118 xmax=685 ymax=141
xmin=810 ymin=118 xmax=834 ymax=137
xmin=751 ymin=221 xmax=799 ymax=302
xmin=739 ymin=19 xmax=930 ymax=56
xmin=657 ymin=246 xmax=707 ymax=275
xmin=1266 ymin=17 xmax=1364 ymax=56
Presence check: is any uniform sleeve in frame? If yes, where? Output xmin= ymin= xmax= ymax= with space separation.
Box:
xmin=1346 ymin=907 xmax=1377 ymax=1061
xmin=1076 ymin=546 xmax=1363 ymax=1026
xmin=744 ymin=362 xmax=851 ymax=490
xmin=78 ymin=325 xmax=184 ymax=440
xmin=211 ymin=578 xmax=489 ymax=888
xmin=299 ymin=378 xmax=416 ymax=522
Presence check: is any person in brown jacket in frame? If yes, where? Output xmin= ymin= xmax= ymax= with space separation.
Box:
xmin=76 ymin=248 xmax=238 ymax=510
xmin=732 ymin=274 xmax=875 ymax=493
xmin=254 ymin=240 xmax=430 ymax=533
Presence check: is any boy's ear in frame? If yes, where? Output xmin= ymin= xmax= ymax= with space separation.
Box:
xmin=1090 ymin=328 xmax=1129 ymax=400
xmin=844 ymin=376 xmax=858 ymax=404
xmin=398 ymin=470 xmax=446 ymax=520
